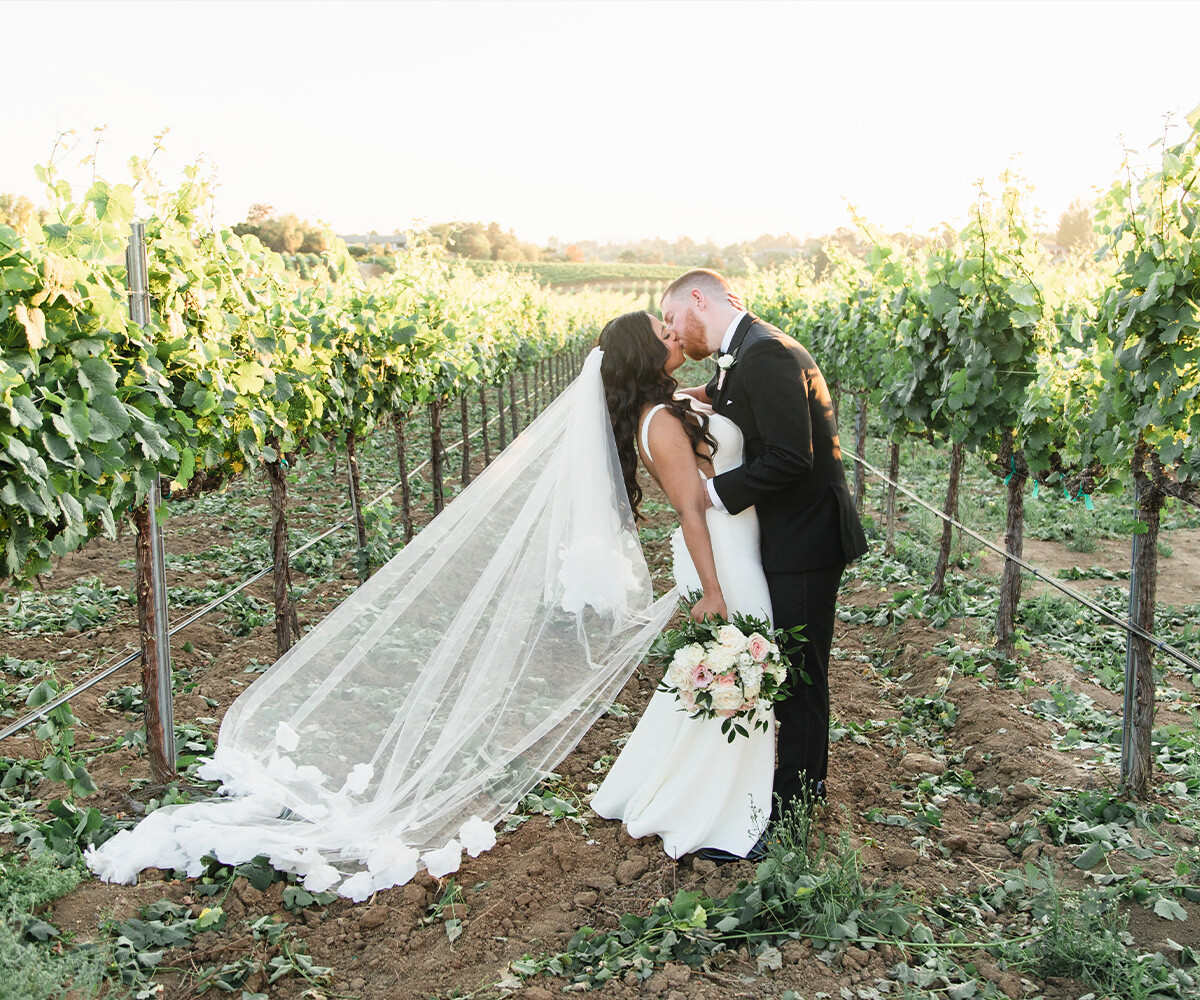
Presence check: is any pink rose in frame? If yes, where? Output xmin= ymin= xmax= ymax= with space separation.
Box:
xmin=690 ymin=663 xmax=715 ymax=688
xmin=748 ymin=634 xmax=770 ymax=662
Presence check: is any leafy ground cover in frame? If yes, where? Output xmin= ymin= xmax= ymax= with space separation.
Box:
xmin=1 ymin=399 xmax=1199 ymax=1000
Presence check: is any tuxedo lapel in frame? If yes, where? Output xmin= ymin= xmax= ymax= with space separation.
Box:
xmin=727 ymin=312 xmax=756 ymax=356
xmin=713 ymin=312 xmax=757 ymax=407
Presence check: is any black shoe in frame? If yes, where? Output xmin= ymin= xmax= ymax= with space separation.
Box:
xmin=745 ymin=832 xmax=774 ymax=861
xmin=693 ymin=846 xmax=746 ymax=865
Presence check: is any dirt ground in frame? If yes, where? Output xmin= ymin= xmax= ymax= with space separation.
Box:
xmin=4 ymin=456 xmax=1199 ymax=1000
xmin=977 ymin=528 xmax=1200 ymax=608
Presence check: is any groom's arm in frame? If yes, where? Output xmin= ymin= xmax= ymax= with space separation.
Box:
xmin=675 ymin=384 xmax=713 ymax=404
xmin=710 ymin=337 xmax=814 ymax=516
xmin=676 ymin=371 xmax=717 ymax=404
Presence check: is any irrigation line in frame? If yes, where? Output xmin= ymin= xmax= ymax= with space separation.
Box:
xmin=0 ymin=373 xmax=568 ymax=742
xmin=846 ymin=448 xmax=1200 ymax=674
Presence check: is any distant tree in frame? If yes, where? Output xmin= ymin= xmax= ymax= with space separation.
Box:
xmin=274 ymin=214 xmax=305 ymax=254
xmin=299 ymin=228 xmax=328 ymax=254
xmin=831 ymin=227 xmax=863 ymax=256
xmin=419 ymin=221 xmax=538 ymax=261
xmin=802 ymin=238 xmax=830 ymax=281
xmin=247 ymin=202 xmax=273 ymax=223
xmin=427 ymin=222 xmax=455 ymax=248
xmin=565 ymin=244 xmax=585 ymax=263
xmin=486 ymin=222 xmax=531 ymax=261
xmin=1056 ymin=197 xmax=1095 ymax=249
xmin=449 ymin=222 xmax=492 ymax=260
xmin=232 ymin=210 xmax=322 ymax=255
xmin=0 ymin=193 xmax=44 ymax=231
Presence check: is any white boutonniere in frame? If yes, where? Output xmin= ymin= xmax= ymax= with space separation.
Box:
xmin=716 ymin=350 xmax=737 ymax=390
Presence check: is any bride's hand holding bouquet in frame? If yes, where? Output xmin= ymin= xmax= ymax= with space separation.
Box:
xmin=649 ymin=591 xmax=806 ymax=743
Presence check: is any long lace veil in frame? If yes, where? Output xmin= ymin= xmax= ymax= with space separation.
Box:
xmin=87 ymin=348 xmax=678 ymax=899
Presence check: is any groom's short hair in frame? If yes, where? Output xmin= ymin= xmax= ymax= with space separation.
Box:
xmin=663 ymin=268 xmax=730 ymax=303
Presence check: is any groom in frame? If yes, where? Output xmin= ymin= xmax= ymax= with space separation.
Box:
xmin=662 ymin=269 xmax=868 ymax=853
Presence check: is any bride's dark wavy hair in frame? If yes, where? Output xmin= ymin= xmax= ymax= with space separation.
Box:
xmin=598 ymin=311 xmax=717 ymax=521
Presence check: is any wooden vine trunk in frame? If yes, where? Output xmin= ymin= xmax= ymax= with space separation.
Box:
xmin=496 ymin=381 xmax=507 ymax=450
xmin=1125 ymin=441 xmax=1163 ymax=798
xmin=266 ymin=459 xmax=300 ymax=657
xmin=508 ymin=372 xmax=519 ymax=436
xmin=132 ymin=502 xmax=175 ymax=784
xmin=479 ymin=387 xmax=491 ymax=466
xmin=884 ymin=440 xmax=901 ymax=557
xmin=393 ymin=414 xmax=413 ymax=542
xmin=930 ymin=441 xmax=965 ymax=596
xmin=459 ymin=395 xmax=471 ymax=487
xmin=430 ymin=399 xmax=445 ymax=514
xmin=522 ymin=370 xmax=531 ymax=423
xmin=345 ymin=429 xmax=370 ymax=582
xmin=853 ymin=393 xmax=869 ymax=514
xmin=995 ymin=433 xmax=1027 ymax=659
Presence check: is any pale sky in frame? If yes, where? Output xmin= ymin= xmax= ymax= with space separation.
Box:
xmin=5 ymin=0 xmax=1198 ymax=246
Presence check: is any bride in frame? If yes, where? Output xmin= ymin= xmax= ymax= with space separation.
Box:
xmin=87 ymin=310 xmax=767 ymax=898
xmin=590 ymin=311 xmax=773 ymax=860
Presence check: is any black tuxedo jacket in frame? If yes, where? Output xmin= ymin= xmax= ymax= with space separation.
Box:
xmin=708 ymin=314 xmax=868 ymax=573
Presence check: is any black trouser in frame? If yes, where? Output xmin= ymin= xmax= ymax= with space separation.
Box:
xmin=766 ymin=563 xmax=844 ymax=818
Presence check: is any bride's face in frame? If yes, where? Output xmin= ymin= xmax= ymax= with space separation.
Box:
xmin=650 ymin=316 xmax=685 ymax=373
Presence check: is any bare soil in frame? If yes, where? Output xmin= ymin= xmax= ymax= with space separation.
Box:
xmin=977 ymin=527 xmax=1200 ymax=608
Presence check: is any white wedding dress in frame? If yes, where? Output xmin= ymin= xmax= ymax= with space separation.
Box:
xmin=591 ymin=399 xmax=774 ymax=859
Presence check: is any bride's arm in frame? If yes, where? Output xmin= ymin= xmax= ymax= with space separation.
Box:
xmin=643 ymin=411 xmax=728 ymax=623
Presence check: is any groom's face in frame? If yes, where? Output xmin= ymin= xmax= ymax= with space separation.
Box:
xmin=662 ymin=293 xmax=710 ymax=361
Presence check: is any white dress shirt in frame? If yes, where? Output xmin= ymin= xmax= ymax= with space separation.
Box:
xmin=719 ymin=311 xmax=747 ymax=355
xmin=705 ymin=311 xmax=748 ymax=513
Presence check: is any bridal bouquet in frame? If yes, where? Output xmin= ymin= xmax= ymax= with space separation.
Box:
xmin=650 ymin=594 xmax=805 ymax=742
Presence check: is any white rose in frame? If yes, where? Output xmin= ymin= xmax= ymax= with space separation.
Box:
xmin=672 ymin=644 xmax=705 ymax=670
xmin=666 ymin=660 xmax=692 ymax=691
xmin=710 ymin=680 xmax=745 ymax=712
xmin=705 ymin=645 xmax=737 ymax=675
xmin=716 ymin=624 xmax=748 ymax=653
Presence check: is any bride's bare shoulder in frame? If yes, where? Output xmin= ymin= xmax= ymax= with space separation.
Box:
xmin=638 ymin=402 xmax=686 ymax=448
